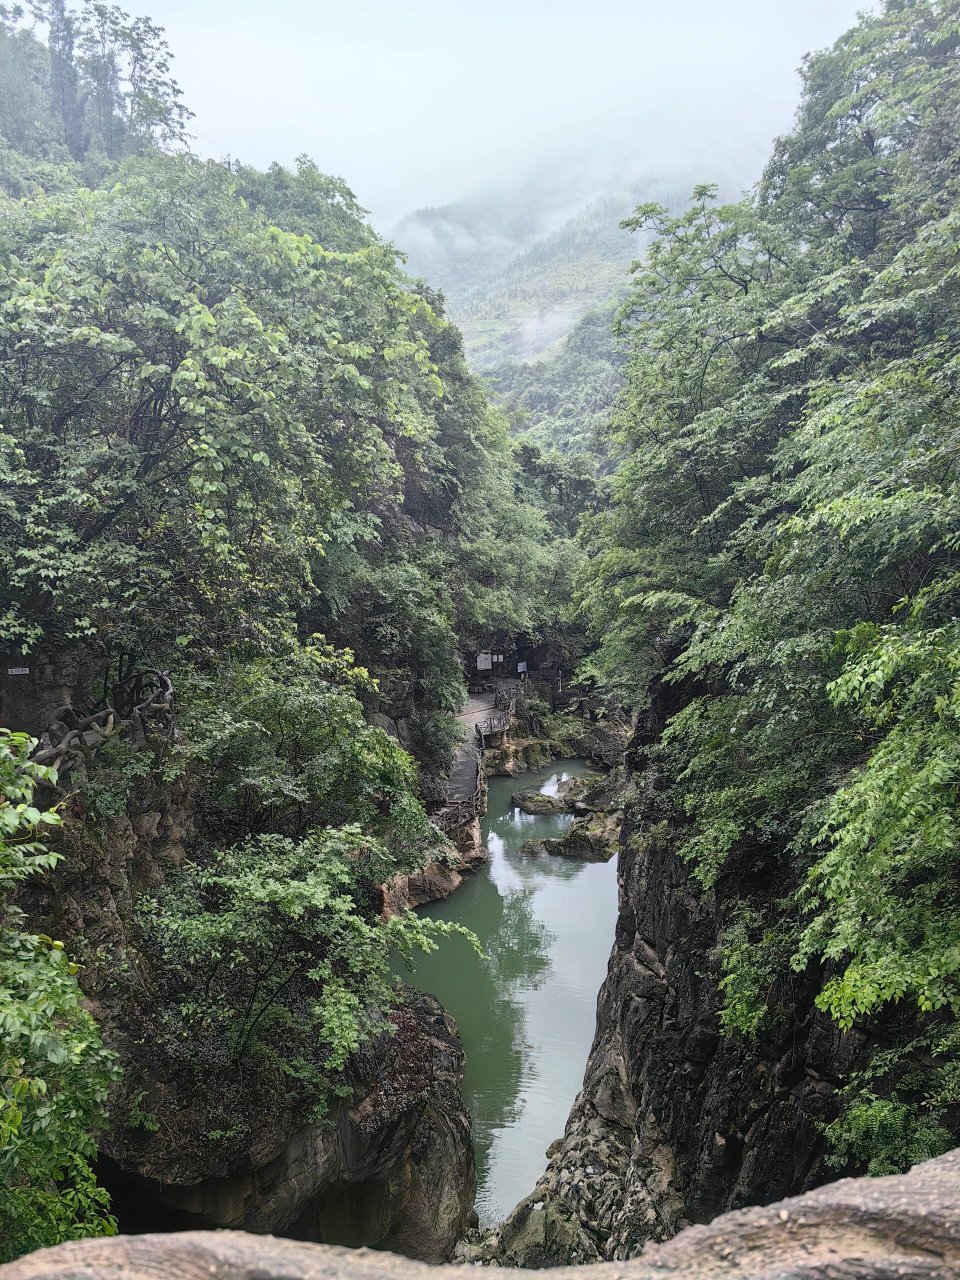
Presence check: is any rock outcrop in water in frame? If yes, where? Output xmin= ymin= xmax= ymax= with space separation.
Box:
xmin=7 ymin=1149 xmax=959 ymax=1279
xmin=382 ymin=818 xmax=486 ymax=914
xmin=517 ymin=771 xmax=623 ymax=864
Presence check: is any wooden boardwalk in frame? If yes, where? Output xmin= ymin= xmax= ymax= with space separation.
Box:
xmin=432 ymin=685 xmax=517 ymax=831
xmin=447 ymin=692 xmax=494 ymax=804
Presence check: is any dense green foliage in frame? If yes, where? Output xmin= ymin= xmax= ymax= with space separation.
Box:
xmin=139 ymin=826 xmax=471 ymax=1110
xmin=582 ymin=0 xmax=960 ymax=1170
xmin=0 ymin=1 xmax=576 ymax=1251
xmin=487 ymin=304 xmax=623 ymax=459
xmin=177 ymin=646 xmax=428 ymax=846
xmin=0 ymin=729 xmax=117 ymax=1260
xmin=0 ymin=148 xmax=561 ymax=774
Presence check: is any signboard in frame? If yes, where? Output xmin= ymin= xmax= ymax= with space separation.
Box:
xmin=7 ymin=667 xmax=28 ymax=676
xmin=476 ymin=652 xmax=492 ymax=671
xmin=517 ymin=661 xmax=527 ymax=674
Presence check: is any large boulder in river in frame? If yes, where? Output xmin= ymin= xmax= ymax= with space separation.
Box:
xmin=511 ymin=788 xmax=566 ymax=814
xmin=6 ymin=1149 xmax=959 ymax=1278
xmin=512 ymin=776 xmax=602 ymax=816
xmin=520 ymin=814 xmax=620 ymax=863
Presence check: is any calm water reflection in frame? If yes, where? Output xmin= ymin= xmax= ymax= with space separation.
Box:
xmin=401 ymin=760 xmax=618 ymax=1225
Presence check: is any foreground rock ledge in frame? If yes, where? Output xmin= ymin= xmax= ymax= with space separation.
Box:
xmin=5 ymin=1150 xmax=960 ymax=1279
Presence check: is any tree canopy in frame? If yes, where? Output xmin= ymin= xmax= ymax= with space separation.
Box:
xmin=581 ymin=0 xmax=960 ymax=1170
xmin=0 ymin=2 xmax=579 ymax=1253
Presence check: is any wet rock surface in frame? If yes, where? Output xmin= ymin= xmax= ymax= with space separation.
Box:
xmin=7 ymin=1149 xmax=960 ymax=1279
xmin=484 ymin=738 xmax=557 ymax=776
xmin=511 ymin=788 xmax=567 ymax=815
xmin=476 ymin=698 xmax=905 ymax=1265
xmin=519 ymin=812 xmax=621 ymax=863
xmin=101 ymin=993 xmax=476 ymax=1262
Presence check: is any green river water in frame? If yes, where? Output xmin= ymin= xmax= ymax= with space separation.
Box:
xmin=401 ymin=760 xmax=619 ymax=1226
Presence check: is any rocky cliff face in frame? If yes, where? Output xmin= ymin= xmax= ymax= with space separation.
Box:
xmin=471 ymin=699 xmax=881 ymax=1267
xmin=99 ymin=992 xmax=476 ymax=1262
xmin=23 ymin=780 xmax=476 ymax=1263
xmin=382 ymin=816 xmax=486 ymax=915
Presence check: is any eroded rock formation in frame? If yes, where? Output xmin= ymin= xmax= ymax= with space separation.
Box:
xmin=5 ymin=1149 xmax=959 ymax=1279
xmin=97 ymin=993 xmax=475 ymax=1261
xmin=381 ymin=818 xmax=486 ymax=914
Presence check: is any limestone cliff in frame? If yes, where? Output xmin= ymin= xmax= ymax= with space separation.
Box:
xmin=100 ymin=992 xmax=476 ymax=1262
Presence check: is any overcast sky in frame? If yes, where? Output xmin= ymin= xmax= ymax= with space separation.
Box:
xmin=120 ymin=0 xmax=874 ymax=228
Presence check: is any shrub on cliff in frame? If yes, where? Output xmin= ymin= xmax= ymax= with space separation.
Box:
xmin=137 ymin=824 xmax=470 ymax=1116
xmin=0 ymin=730 xmax=117 ymax=1260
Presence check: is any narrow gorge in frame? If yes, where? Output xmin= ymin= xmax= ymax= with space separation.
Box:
xmin=2 ymin=1 xmax=960 ymax=1277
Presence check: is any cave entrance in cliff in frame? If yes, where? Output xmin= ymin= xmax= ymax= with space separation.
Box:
xmin=96 ymin=1158 xmax=419 ymax=1255
xmin=286 ymin=1178 xmax=404 ymax=1250
xmin=94 ymin=1158 xmax=224 ymax=1234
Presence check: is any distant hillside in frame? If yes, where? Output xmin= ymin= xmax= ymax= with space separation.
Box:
xmin=395 ymin=174 xmax=692 ymax=370
xmin=486 ymin=303 xmax=625 ymax=461
xmin=395 ymin=169 xmax=745 ymax=458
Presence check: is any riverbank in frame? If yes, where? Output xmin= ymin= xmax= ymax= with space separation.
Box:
xmin=399 ymin=759 xmax=618 ymax=1225
xmin=385 ymin=682 xmax=629 ymax=916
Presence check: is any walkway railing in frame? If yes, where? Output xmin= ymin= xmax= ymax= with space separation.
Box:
xmin=434 ymin=796 xmax=481 ymax=833
xmin=432 ymin=680 xmax=519 ymax=831
xmin=475 ymin=710 xmax=510 ymax=740
xmin=433 ymin=746 xmax=484 ymax=833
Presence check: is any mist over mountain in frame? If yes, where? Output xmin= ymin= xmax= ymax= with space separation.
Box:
xmin=391 ymin=160 xmax=743 ymax=455
xmin=392 ymin=150 xmax=751 ymax=373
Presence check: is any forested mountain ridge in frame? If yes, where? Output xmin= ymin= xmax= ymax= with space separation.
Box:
xmin=0 ymin=3 xmax=582 ymax=1259
xmin=487 ymin=301 xmax=625 ymax=458
xmin=395 ymin=175 xmax=694 ymax=370
xmin=396 ymin=173 xmax=744 ymax=461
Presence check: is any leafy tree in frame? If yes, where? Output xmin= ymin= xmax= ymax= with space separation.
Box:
xmin=138 ymin=825 xmax=472 ymax=1112
xmin=176 ymin=643 xmax=433 ymax=854
xmin=581 ymin=0 xmax=960 ymax=1171
xmin=0 ymin=1 xmax=191 ymax=170
xmin=0 ymin=729 xmax=117 ymax=1260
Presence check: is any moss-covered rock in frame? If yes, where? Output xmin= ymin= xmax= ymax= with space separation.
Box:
xmin=511 ymin=789 xmax=566 ymax=815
